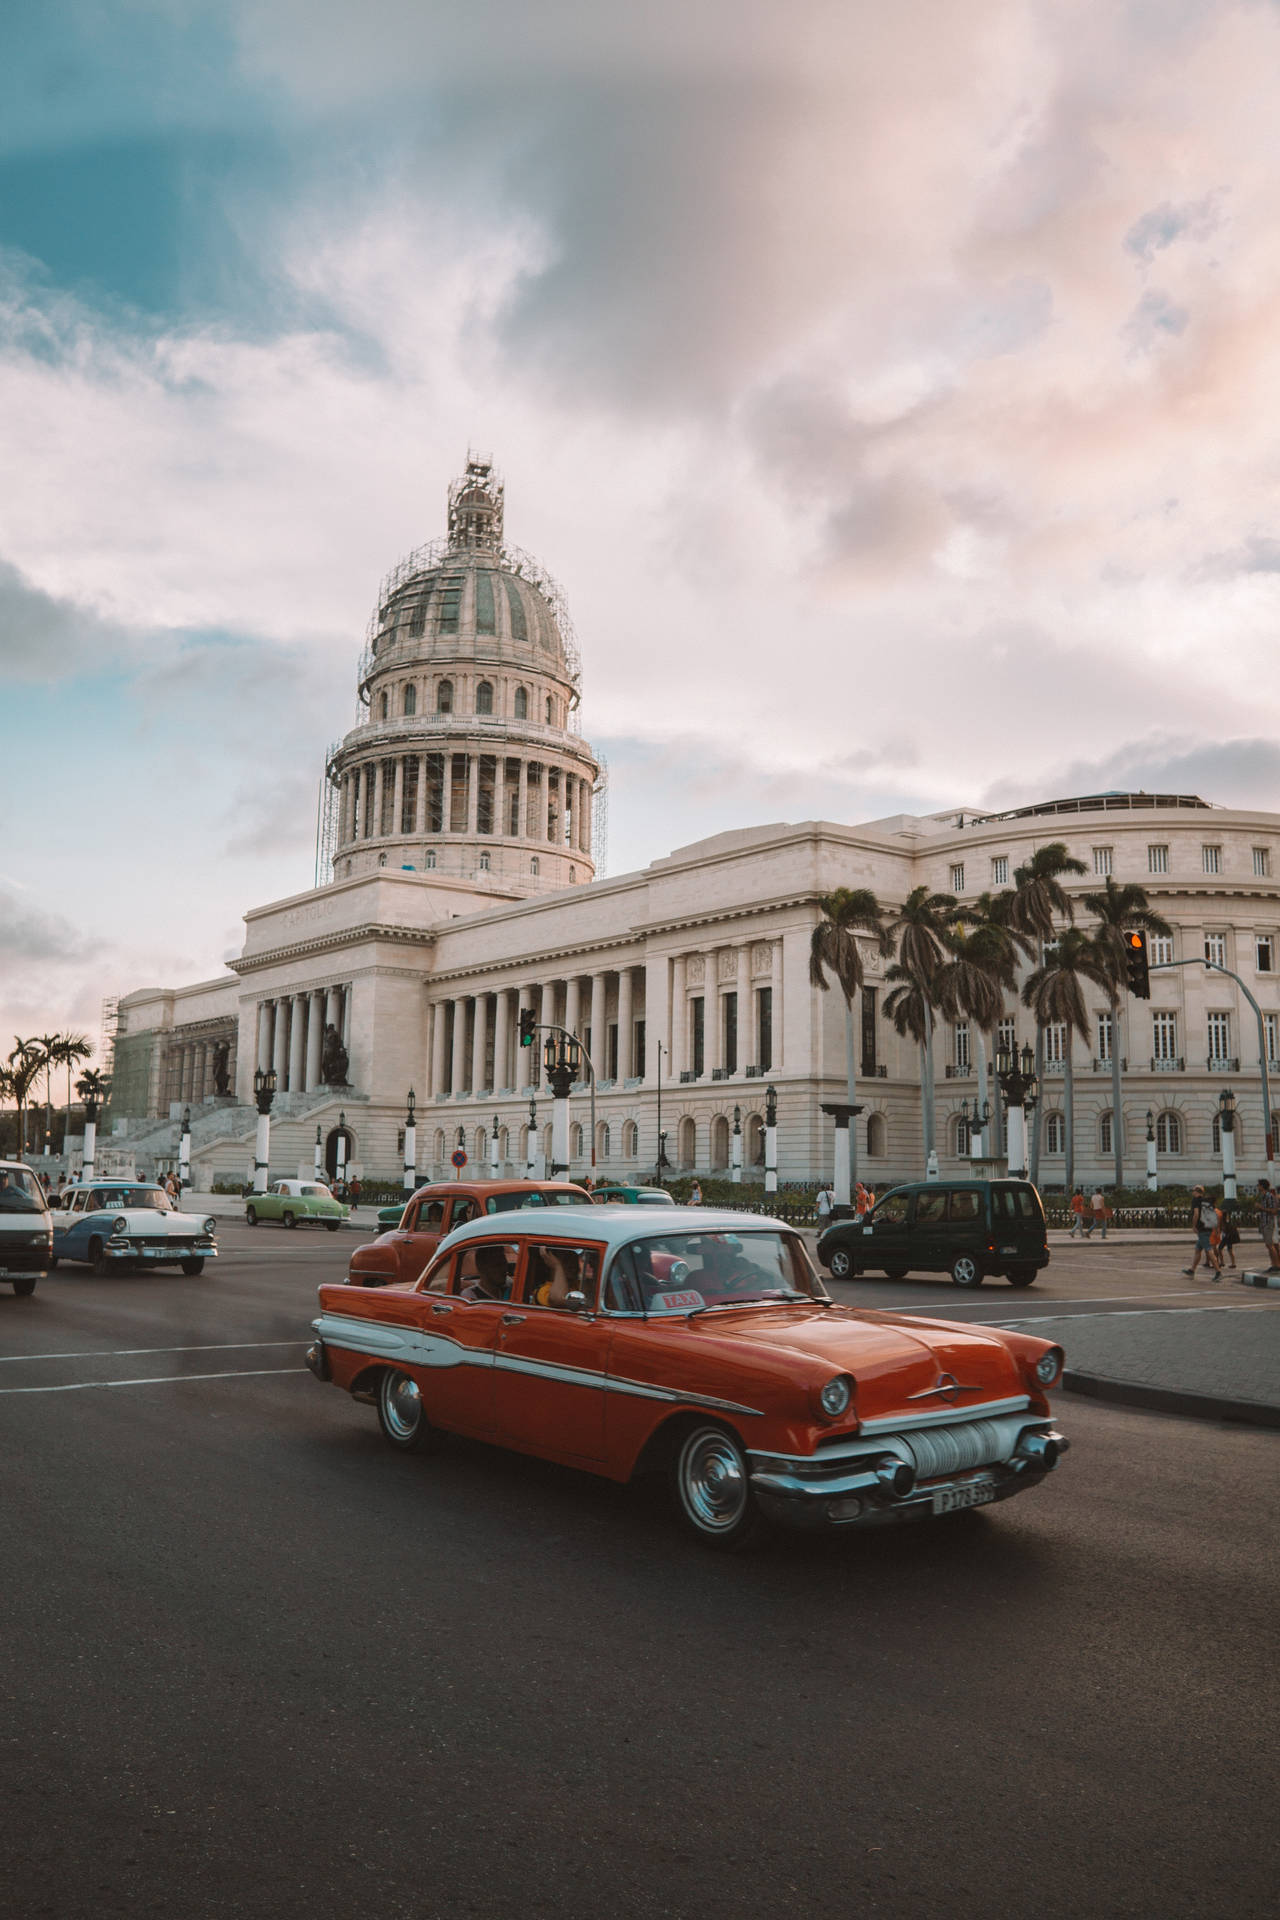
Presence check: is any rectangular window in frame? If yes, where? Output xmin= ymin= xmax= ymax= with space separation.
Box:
xmin=859 ymin=986 xmax=874 ymax=1077
xmin=437 ymin=575 xmax=463 ymax=633
xmin=949 ymin=863 xmax=965 ymax=893
xmin=1204 ymin=932 xmax=1226 ymax=967
xmin=1266 ymin=1013 xmax=1279 ymax=1066
xmin=1253 ymin=846 xmax=1271 ymax=878
xmin=758 ymin=987 xmax=774 ymax=1072
xmin=724 ymin=991 xmax=738 ymax=1076
xmin=380 ymin=760 xmax=396 ymax=836
xmin=1207 ymin=1011 xmax=1231 ymax=1062
xmin=478 ymin=850 xmax=490 ymax=871
xmin=546 ymin=770 xmax=560 ymax=845
xmin=997 ymin=1017 xmax=1016 ymax=1059
xmin=407 ymin=599 xmax=427 ymax=637
xmin=1148 ymin=844 xmax=1168 ymax=875
xmin=1043 ymin=1021 xmax=1066 ymax=1065
xmin=954 ymin=1021 xmax=970 ymax=1070
xmin=1092 ymin=846 xmax=1113 ymax=876
xmin=1256 ymin=936 xmax=1274 ymax=974
xmin=1202 ymin=845 xmax=1222 ymax=874
xmin=634 ymin=1018 xmax=646 ymax=1077
xmin=991 ymin=856 xmax=1008 ymax=887
xmin=1097 ymin=1012 xmax=1112 ymax=1063
xmin=1152 ymin=1011 xmax=1179 ymax=1062
xmin=691 ymin=997 xmax=705 ymax=1078
xmin=362 ymin=765 xmax=376 ymax=839
xmin=1150 ymin=933 xmax=1173 ymax=966
xmin=424 ymin=850 xmax=436 ymax=869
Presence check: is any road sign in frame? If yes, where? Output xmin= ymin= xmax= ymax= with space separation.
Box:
xmin=451 ymin=1148 xmax=467 ymax=1169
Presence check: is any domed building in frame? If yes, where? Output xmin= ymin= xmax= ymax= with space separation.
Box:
xmin=326 ymin=457 xmax=599 ymax=896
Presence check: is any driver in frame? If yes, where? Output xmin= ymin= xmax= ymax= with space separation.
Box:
xmin=462 ymin=1244 xmax=512 ymax=1301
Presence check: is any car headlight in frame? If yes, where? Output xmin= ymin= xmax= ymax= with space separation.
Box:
xmin=818 ymin=1374 xmax=853 ymax=1418
xmin=1034 ymin=1346 xmax=1064 ymax=1387
xmin=203 ymin=1218 xmax=217 ymax=1236
xmin=110 ymin=1217 xmax=128 ymax=1237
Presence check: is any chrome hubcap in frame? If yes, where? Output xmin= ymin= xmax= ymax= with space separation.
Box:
xmin=383 ymin=1372 xmax=421 ymax=1440
xmin=681 ymin=1430 xmax=748 ymax=1532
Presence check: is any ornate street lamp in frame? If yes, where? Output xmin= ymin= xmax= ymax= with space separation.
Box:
xmin=526 ymin=1090 xmax=538 ymax=1177
xmin=764 ymin=1083 xmax=778 ymax=1195
xmin=960 ymin=1094 xmax=992 ymax=1164
xmin=655 ymin=1040 xmax=667 ymax=1186
xmin=252 ymin=1068 xmax=277 ymax=1194
xmin=1146 ymin=1108 xmax=1157 ymax=1193
xmin=995 ymin=1043 xmax=1038 ymax=1180
xmin=314 ymin=1123 xmax=324 ymax=1181
xmin=490 ymin=1107 xmax=501 ymax=1177
xmin=1217 ymin=1087 xmax=1237 ymax=1200
xmin=335 ymin=1106 xmax=348 ymax=1190
xmin=178 ymin=1105 xmax=192 ymax=1192
xmin=731 ymin=1104 xmax=743 ymax=1184
xmin=543 ymin=1031 xmax=581 ymax=1176
xmin=403 ymin=1088 xmax=418 ymax=1194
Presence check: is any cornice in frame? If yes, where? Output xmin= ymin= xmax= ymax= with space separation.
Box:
xmin=230 ymin=923 xmax=437 ymax=975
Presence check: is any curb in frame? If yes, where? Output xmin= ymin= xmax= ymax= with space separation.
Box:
xmin=1239 ymin=1270 xmax=1280 ymax=1289
xmin=1063 ymin=1368 xmax=1280 ymax=1430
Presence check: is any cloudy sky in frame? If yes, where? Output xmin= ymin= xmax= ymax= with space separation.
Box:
xmin=4 ymin=0 xmax=1280 ymax=1059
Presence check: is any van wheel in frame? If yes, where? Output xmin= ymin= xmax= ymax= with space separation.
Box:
xmin=828 ymin=1246 xmax=855 ymax=1280
xmin=950 ymin=1253 xmax=983 ymax=1288
xmin=11 ymin=1275 xmax=36 ymax=1296
xmin=883 ymin=1268 xmax=909 ymax=1281
xmin=1007 ymin=1265 xmax=1038 ymax=1288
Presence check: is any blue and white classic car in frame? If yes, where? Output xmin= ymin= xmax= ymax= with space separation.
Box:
xmin=51 ymin=1182 xmax=219 ymax=1276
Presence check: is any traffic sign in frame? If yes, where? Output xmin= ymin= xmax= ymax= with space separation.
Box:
xmin=451 ymin=1148 xmax=467 ymax=1169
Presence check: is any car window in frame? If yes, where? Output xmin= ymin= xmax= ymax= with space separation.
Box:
xmin=996 ymin=1186 xmax=1042 ymax=1221
xmin=623 ymin=1230 xmax=817 ymax=1312
xmin=0 ymin=1168 xmax=47 ymax=1213
xmin=450 ymin=1198 xmax=479 ymax=1228
xmin=544 ymin=1190 xmax=587 ymax=1206
xmin=301 ymin=1185 xmax=328 ymax=1197
xmin=518 ymin=1244 xmax=600 ymax=1310
xmin=420 ymin=1199 xmax=446 ymax=1230
xmin=915 ymin=1189 xmax=947 ymax=1224
xmin=872 ymin=1192 xmax=910 ymax=1226
xmin=449 ymin=1240 xmax=519 ymax=1301
xmin=605 ymin=1247 xmax=644 ymax=1310
xmin=949 ymin=1190 xmax=982 ymax=1222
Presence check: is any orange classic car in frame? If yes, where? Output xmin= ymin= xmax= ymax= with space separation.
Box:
xmin=308 ymin=1205 xmax=1069 ymax=1548
xmin=346 ymin=1178 xmax=591 ymax=1288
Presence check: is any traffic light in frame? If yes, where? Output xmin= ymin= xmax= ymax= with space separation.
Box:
xmin=518 ymin=1008 xmax=536 ymax=1047
xmin=1124 ymin=930 xmax=1150 ymax=999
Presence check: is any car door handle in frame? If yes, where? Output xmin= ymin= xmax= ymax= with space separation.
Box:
xmin=431 ymin=1302 xmax=453 ymax=1315
xmin=500 ymin=1313 xmax=526 ymax=1326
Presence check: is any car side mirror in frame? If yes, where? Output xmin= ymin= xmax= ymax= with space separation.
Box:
xmin=565 ymin=1290 xmax=589 ymax=1314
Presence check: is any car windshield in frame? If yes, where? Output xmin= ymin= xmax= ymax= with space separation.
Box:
xmin=0 ymin=1168 xmax=47 ymax=1213
xmin=300 ymin=1185 xmax=329 ymax=1198
xmin=109 ymin=1187 xmax=172 ymax=1211
xmin=606 ymin=1230 xmax=820 ymax=1314
xmin=486 ymin=1192 xmax=542 ymax=1213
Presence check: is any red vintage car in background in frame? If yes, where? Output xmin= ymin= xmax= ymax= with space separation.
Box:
xmin=309 ymin=1206 xmax=1069 ymax=1548
xmin=346 ymin=1178 xmax=590 ymax=1288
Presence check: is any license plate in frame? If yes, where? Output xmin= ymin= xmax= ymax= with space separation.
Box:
xmin=932 ymin=1481 xmax=997 ymax=1515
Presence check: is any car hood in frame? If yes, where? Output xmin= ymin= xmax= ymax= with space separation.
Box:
xmin=86 ymin=1209 xmax=211 ymax=1236
xmin=691 ymin=1304 xmax=1026 ymax=1419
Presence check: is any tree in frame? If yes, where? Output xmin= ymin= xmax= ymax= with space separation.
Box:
xmin=960 ymin=892 xmax=1036 ymax=1155
xmin=1011 ymin=844 xmax=1087 ymax=1183
xmin=49 ymin=1033 xmax=92 ymax=1147
xmin=1083 ymin=877 xmax=1172 ymax=1188
xmin=886 ymin=888 xmax=969 ymax=1164
xmin=5 ymin=1039 xmax=47 ymax=1158
xmin=1021 ymin=929 xmax=1111 ymax=1191
xmin=809 ymin=888 xmax=894 ymax=1185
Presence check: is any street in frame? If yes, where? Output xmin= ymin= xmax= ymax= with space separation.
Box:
xmin=2 ymin=1225 xmax=1277 ymax=1919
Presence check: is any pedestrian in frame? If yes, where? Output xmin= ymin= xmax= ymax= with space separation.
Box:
xmin=816 ymin=1183 xmax=833 ymax=1225
xmin=1258 ymin=1177 xmax=1280 ymax=1271
xmin=349 ymin=1176 xmax=362 ymax=1209
xmin=1183 ymin=1185 xmax=1222 ymax=1280
xmin=854 ymin=1180 xmax=870 ymax=1217
xmin=689 ymin=1179 xmax=702 ymax=1206
xmin=1069 ymin=1187 xmax=1087 ymax=1237
xmin=1218 ymin=1194 xmax=1239 ymax=1270
xmin=1090 ymin=1188 xmax=1108 ymax=1240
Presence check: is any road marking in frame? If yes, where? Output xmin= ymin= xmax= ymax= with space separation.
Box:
xmin=0 ymin=1341 xmax=303 ymax=1364
xmin=0 ymin=1368 xmax=307 ymax=1395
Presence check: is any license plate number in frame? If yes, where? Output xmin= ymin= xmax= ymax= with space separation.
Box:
xmin=932 ymin=1481 xmax=996 ymax=1515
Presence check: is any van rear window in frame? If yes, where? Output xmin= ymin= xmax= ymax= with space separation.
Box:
xmin=995 ymin=1187 xmax=1043 ymax=1221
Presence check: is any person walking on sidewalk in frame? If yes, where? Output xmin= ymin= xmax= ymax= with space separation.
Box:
xmin=1069 ymin=1187 xmax=1087 ymax=1237
xmin=1258 ymin=1176 xmax=1280 ymax=1271
xmin=1090 ymin=1188 xmax=1109 ymax=1240
xmin=1183 ymin=1185 xmax=1222 ymax=1280
xmin=1218 ymin=1195 xmax=1240 ymax=1270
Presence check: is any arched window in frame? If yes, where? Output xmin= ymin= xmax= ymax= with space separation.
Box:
xmin=1044 ymin=1113 xmax=1065 ymax=1154
xmin=597 ymin=1122 xmax=611 ymax=1160
xmin=570 ymin=1122 xmax=583 ymax=1159
xmin=545 ymin=695 xmax=554 ymax=725
xmin=710 ymin=1115 xmax=730 ymax=1169
xmin=403 ymin=684 xmax=416 ymax=716
xmin=1156 ymin=1111 xmax=1182 ymax=1154
xmin=476 ymin=681 xmax=493 ymax=715
xmin=433 ymin=1129 xmax=446 ymax=1165
xmin=622 ymin=1120 xmax=638 ymax=1159
xmin=746 ymin=1112 xmax=764 ymax=1167
xmin=476 ymin=1127 xmax=487 ymax=1164
xmin=678 ymin=1116 xmax=697 ymax=1168
xmin=514 ymin=685 xmax=528 ymax=719
xmin=379 ymin=691 xmax=389 ymax=720
xmin=569 ymin=866 xmax=576 ymax=884
xmin=867 ymin=1112 xmax=887 ymax=1158
xmin=530 ymin=857 xmax=539 ymax=876
xmin=437 ymin=679 xmax=453 ymax=714
xmin=954 ymin=1115 xmax=971 ymax=1156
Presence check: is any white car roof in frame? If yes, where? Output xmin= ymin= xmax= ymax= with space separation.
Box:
xmin=437 ymin=1204 xmax=792 ymax=1256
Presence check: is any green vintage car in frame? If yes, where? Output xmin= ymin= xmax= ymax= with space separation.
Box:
xmin=377 ymin=1200 xmax=409 ymax=1228
xmin=590 ymin=1184 xmax=676 ymax=1207
xmin=246 ymin=1179 xmax=350 ymax=1231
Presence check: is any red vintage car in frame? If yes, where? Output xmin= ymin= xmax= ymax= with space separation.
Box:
xmin=308 ymin=1206 xmax=1069 ymax=1548
xmin=346 ymin=1178 xmax=590 ymax=1288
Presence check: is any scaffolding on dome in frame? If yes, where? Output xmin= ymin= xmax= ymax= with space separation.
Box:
xmin=99 ymin=997 xmax=120 ymax=1078
xmin=314 ymin=744 xmax=342 ymax=886
xmin=592 ymin=753 xmax=609 ymax=878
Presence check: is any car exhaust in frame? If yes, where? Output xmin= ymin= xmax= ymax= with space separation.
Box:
xmin=1015 ymin=1429 xmax=1061 ymax=1470
xmin=304 ymin=1341 xmax=330 ymax=1381
xmin=874 ymin=1458 xmax=916 ymax=1498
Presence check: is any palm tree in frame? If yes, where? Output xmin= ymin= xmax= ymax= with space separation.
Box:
xmin=1011 ymin=844 xmax=1087 ymax=1183
xmin=962 ymin=891 xmax=1036 ymax=1155
xmin=32 ymin=1032 xmax=62 ymax=1156
xmin=6 ymin=1039 xmax=47 ymax=1158
xmin=49 ymin=1033 xmax=92 ymax=1150
xmin=1021 ymin=929 xmax=1111 ymax=1191
xmin=936 ymin=921 xmax=1014 ymax=1158
xmin=1083 ymin=877 xmax=1172 ymax=1188
xmin=809 ymin=888 xmax=894 ymax=1186
xmin=885 ymin=888 xmax=967 ymax=1164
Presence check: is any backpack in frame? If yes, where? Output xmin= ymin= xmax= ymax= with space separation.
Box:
xmin=1200 ymin=1203 xmax=1218 ymax=1231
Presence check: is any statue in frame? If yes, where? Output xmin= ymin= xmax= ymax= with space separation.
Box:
xmin=321 ymin=1023 xmax=350 ymax=1087
xmin=212 ymin=1043 xmax=231 ymax=1097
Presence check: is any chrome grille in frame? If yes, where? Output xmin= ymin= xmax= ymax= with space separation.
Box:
xmin=903 ymin=1418 xmax=1011 ymax=1480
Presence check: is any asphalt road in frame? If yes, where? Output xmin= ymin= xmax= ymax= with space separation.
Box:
xmin=2 ymin=1227 xmax=1276 ymax=1919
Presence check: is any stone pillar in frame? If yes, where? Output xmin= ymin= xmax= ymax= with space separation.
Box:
xmin=471 ymin=993 xmax=488 ymax=1093
xmin=617 ymin=967 xmax=634 ymax=1079
xmin=709 ymin=952 xmax=724 ymax=1076
xmin=736 ymin=944 xmax=750 ymax=1073
xmin=770 ymin=939 xmax=783 ymax=1071
xmin=288 ymin=994 xmax=306 ymax=1093
xmin=516 ymin=986 xmax=534 ymax=1090
xmin=272 ymin=1002 xmax=289 ymax=1083
xmin=537 ymin=982 xmax=554 ymax=1080
xmin=518 ymin=761 xmax=529 ymax=842
xmin=590 ymin=972 xmax=608 ymax=1076
xmin=671 ymin=955 xmax=687 ymax=1077
xmin=451 ymin=996 xmax=469 ymax=1095
xmin=493 ymin=989 xmax=511 ymax=1093
xmin=415 ymin=754 xmax=427 ymax=835
xmin=372 ymin=761 xmax=384 ymax=839
xmin=392 ymin=756 xmax=405 ymax=839
xmin=257 ymin=1002 xmax=273 ymax=1073
xmin=467 ymin=755 xmax=479 ymax=837
xmin=341 ymin=985 xmax=352 ymax=1049
xmin=306 ymin=991 xmax=324 ymax=1090
xmin=565 ymin=976 xmax=581 ymax=1041
xmin=430 ymin=1001 xmax=449 ymax=1099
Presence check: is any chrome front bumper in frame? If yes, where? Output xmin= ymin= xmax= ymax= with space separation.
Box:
xmin=100 ymin=1239 xmax=218 ymax=1261
xmin=749 ymin=1413 xmax=1069 ymax=1530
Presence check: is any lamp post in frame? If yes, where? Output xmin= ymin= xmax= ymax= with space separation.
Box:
xmin=403 ymin=1088 xmax=417 ymax=1194
xmin=820 ymin=1101 xmax=863 ymax=1213
xmin=960 ymin=1095 xmax=992 ymax=1169
xmin=658 ymin=1129 xmax=669 ymax=1185
xmin=314 ymin=1124 xmax=323 ymax=1182
xmin=178 ymin=1106 xmax=192 ymax=1192
xmin=1217 ymin=1087 xmax=1237 ymax=1200
xmin=1146 ymin=1109 xmax=1157 ymax=1193
xmin=526 ymin=1092 xmax=538 ymax=1178
xmin=996 ymin=1043 xmax=1038 ymax=1181
xmin=81 ymin=1083 xmax=103 ymax=1184
xmin=655 ymin=1040 xmax=666 ymax=1187
xmin=252 ymin=1069 xmax=277 ymax=1193
xmin=731 ymin=1105 xmax=743 ymax=1184
xmin=335 ymin=1107 xmax=347 ymax=1191
xmin=764 ymin=1084 xmax=778 ymax=1195
xmin=543 ymin=1031 xmax=581 ymax=1177
xmin=490 ymin=1108 xmax=501 ymax=1177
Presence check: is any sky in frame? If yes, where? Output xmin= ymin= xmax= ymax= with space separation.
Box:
xmin=4 ymin=0 xmax=1280 ymax=1061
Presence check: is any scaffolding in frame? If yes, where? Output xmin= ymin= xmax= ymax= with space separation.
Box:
xmin=99 ymin=997 xmax=120 ymax=1077
xmin=314 ymin=744 xmax=342 ymax=886
xmin=592 ymin=753 xmax=610 ymax=878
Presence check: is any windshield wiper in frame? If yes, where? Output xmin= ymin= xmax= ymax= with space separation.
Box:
xmin=688 ymin=1289 xmax=810 ymax=1318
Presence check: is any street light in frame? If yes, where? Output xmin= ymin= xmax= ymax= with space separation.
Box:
xmin=960 ymin=1095 xmax=992 ymax=1163
xmin=178 ymin=1105 xmax=192 ymax=1192
xmin=1217 ymin=1087 xmax=1237 ymax=1200
xmin=995 ymin=1043 xmax=1038 ymax=1180
xmin=403 ymin=1088 xmax=418 ymax=1193
xmin=314 ymin=1123 xmax=324 ymax=1181
xmin=526 ymin=1090 xmax=538 ymax=1177
xmin=543 ymin=1031 xmax=581 ymax=1176
xmin=490 ymin=1107 xmax=501 ymax=1177
xmin=655 ymin=1040 xmax=667 ymax=1186
xmin=1146 ymin=1108 xmax=1157 ymax=1193
xmin=252 ymin=1069 xmax=277 ymax=1194
xmin=335 ymin=1106 xmax=347 ymax=1191
xmin=764 ymin=1083 xmax=778 ymax=1195
xmin=731 ymin=1104 xmax=743 ymax=1185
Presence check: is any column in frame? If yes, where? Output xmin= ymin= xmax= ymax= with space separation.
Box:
xmin=736 ymin=944 xmax=750 ymax=1073
xmin=415 ymin=754 xmax=427 ymax=834
xmin=257 ymin=1002 xmax=273 ymax=1073
xmin=272 ymin=1004 xmax=289 ymax=1084
xmin=709 ymin=952 xmax=724 ymax=1076
xmin=471 ymin=993 xmax=488 ymax=1093
xmin=306 ymin=991 xmax=324 ymax=1090
xmin=579 ymin=779 xmax=591 ymax=852
xmin=537 ymin=982 xmax=554 ymax=1080
xmin=493 ymin=989 xmax=511 ymax=1093
xmin=467 ymin=755 xmax=479 ymax=837
xmin=590 ymin=972 xmax=608 ymax=1076
xmin=341 ymin=985 xmax=352 ymax=1049
xmin=518 ymin=761 xmax=529 ymax=842
xmin=451 ymin=996 xmax=468 ymax=1094
xmin=565 ymin=975 xmax=581 ymax=1041
xmin=340 ymin=773 xmax=353 ymax=846
xmin=197 ymin=1044 xmax=209 ymax=1102
xmin=516 ymin=985 xmax=534 ymax=1090
xmin=288 ymin=994 xmax=306 ymax=1093
xmin=371 ymin=761 xmax=384 ymax=838
xmin=617 ymin=967 xmax=634 ymax=1079
xmin=430 ymin=1001 xmax=449 ymax=1098
xmin=770 ymin=939 xmax=783 ymax=1071
xmin=671 ymin=955 xmax=687 ymax=1076
xmin=392 ymin=756 xmax=405 ymax=839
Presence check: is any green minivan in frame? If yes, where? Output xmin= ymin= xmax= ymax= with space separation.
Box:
xmin=816 ymin=1179 xmax=1050 ymax=1289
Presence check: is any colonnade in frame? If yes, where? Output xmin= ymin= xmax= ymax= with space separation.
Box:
xmin=429 ymin=966 xmax=644 ymax=1099
xmin=335 ymin=750 xmax=593 ymax=857
xmin=254 ymin=985 xmax=351 ymax=1096
xmin=668 ymin=939 xmax=781 ymax=1081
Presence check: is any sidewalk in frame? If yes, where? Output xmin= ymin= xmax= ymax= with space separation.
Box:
xmin=188 ymin=1189 xmax=376 ymax=1230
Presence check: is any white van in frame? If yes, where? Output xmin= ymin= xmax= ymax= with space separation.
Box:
xmin=0 ymin=1162 xmax=53 ymax=1295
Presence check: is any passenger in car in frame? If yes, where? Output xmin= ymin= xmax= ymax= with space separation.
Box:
xmin=461 ymin=1244 xmax=512 ymax=1301
xmin=530 ymin=1246 xmax=577 ymax=1308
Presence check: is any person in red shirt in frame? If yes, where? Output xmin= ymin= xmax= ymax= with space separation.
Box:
xmin=1069 ymin=1187 xmax=1087 ymax=1237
